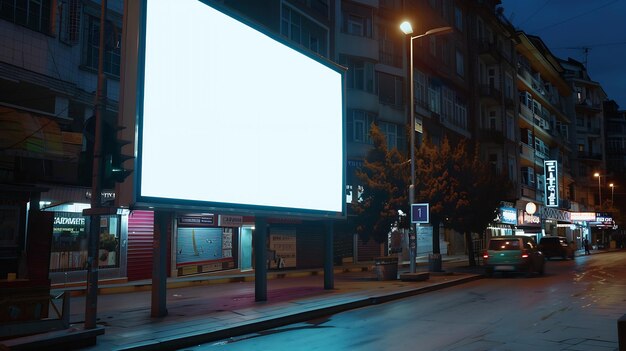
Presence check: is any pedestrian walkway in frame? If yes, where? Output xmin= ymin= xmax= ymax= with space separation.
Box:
xmin=1 ymin=255 xmax=483 ymax=351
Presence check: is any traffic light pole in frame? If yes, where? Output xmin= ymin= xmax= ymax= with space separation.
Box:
xmin=85 ymin=0 xmax=108 ymax=330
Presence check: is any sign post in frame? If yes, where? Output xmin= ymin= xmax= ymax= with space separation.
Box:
xmin=411 ymin=203 xmax=430 ymax=224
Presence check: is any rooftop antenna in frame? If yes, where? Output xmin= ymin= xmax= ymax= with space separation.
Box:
xmin=563 ymin=46 xmax=591 ymax=68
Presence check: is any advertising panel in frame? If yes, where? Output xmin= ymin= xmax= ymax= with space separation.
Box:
xmin=136 ymin=0 xmax=345 ymax=218
xmin=544 ymin=160 xmax=559 ymax=207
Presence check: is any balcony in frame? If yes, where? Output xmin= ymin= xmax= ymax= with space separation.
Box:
xmin=576 ymin=99 xmax=603 ymax=112
xmin=478 ymin=41 xmax=501 ymax=63
xmin=478 ymin=128 xmax=505 ymax=144
xmin=479 ymin=84 xmax=501 ymax=105
xmin=577 ymin=151 xmax=602 ymax=161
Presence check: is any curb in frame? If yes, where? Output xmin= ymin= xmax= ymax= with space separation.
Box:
xmin=114 ymin=274 xmax=483 ymax=351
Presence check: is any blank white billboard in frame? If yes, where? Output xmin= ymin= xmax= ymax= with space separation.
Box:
xmin=137 ymin=0 xmax=345 ymax=216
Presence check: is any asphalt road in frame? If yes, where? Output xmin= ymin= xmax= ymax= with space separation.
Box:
xmin=187 ymin=251 xmax=625 ymax=351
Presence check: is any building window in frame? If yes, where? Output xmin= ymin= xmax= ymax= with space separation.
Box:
xmin=59 ymin=0 xmax=80 ymax=45
xmin=339 ymin=55 xmax=374 ymax=93
xmin=504 ymin=73 xmax=514 ymax=99
xmin=506 ymin=113 xmax=515 ymax=140
xmin=281 ymin=5 xmax=328 ymax=57
xmin=377 ymin=72 xmax=403 ymax=108
xmin=83 ymin=15 xmax=121 ymax=77
xmin=349 ymin=110 xmax=375 ymax=144
xmin=522 ymin=167 xmax=535 ymax=186
xmin=454 ymin=6 xmax=463 ymax=31
xmin=508 ymin=156 xmax=517 ymax=182
xmin=455 ymin=49 xmax=464 ymax=77
xmin=414 ymin=70 xmax=428 ymax=109
xmin=428 ymin=83 xmax=441 ymax=115
xmin=442 ymin=87 xmax=454 ymax=122
xmin=379 ymin=121 xmax=398 ymax=151
xmin=488 ymin=153 xmax=498 ymax=173
xmin=0 ymin=0 xmax=52 ymax=34
xmin=454 ymin=97 xmax=467 ymax=129
xmin=379 ymin=25 xmax=402 ymax=67
xmin=341 ymin=4 xmax=372 ymax=38
xmin=488 ymin=110 xmax=497 ymax=129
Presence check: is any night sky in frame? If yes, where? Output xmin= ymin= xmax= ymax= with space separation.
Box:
xmin=500 ymin=0 xmax=626 ymax=109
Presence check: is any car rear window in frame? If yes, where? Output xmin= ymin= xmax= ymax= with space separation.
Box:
xmin=489 ymin=239 xmax=521 ymax=250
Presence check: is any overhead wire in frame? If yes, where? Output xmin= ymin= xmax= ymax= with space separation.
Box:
xmin=531 ymin=0 xmax=620 ymax=32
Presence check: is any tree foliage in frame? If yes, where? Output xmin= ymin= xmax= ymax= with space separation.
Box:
xmin=352 ymin=124 xmax=409 ymax=244
xmin=446 ymin=142 xmax=513 ymax=265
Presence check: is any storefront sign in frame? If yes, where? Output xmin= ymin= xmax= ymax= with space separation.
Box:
xmin=85 ymin=191 xmax=116 ymax=200
xmin=544 ymin=160 xmax=558 ymax=207
xmin=178 ymin=215 xmax=214 ymax=226
xmin=497 ymin=207 xmax=517 ymax=225
xmin=518 ymin=210 xmax=540 ymax=226
xmin=541 ymin=207 xmax=570 ymax=222
xmin=570 ymin=212 xmax=596 ymax=221
xmin=596 ymin=212 xmax=613 ymax=225
xmin=218 ymin=215 xmax=243 ymax=227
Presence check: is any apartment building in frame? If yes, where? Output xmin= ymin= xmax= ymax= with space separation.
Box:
xmin=513 ymin=33 xmax=580 ymax=241
xmin=560 ymin=58 xmax=607 ymax=210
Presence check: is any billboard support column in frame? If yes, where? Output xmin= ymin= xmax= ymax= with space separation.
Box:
xmin=151 ymin=211 xmax=169 ymax=317
xmin=324 ymin=220 xmax=334 ymax=290
xmin=254 ymin=217 xmax=268 ymax=301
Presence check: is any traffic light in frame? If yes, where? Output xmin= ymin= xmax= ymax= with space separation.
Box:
xmin=102 ymin=117 xmax=133 ymax=186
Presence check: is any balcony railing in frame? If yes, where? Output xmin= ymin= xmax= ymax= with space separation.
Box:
xmin=577 ymin=151 xmax=602 ymax=160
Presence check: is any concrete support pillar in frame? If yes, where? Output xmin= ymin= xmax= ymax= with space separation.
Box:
xmin=151 ymin=211 xmax=169 ymax=317
xmin=254 ymin=217 xmax=267 ymax=301
xmin=324 ymin=220 xmax=334 ymax=290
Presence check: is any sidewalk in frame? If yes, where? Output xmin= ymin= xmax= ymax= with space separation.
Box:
xmin=1 ymin=255 xmax=483 ymax=351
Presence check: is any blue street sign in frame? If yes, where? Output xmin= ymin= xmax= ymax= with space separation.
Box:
xmin=411 ymin=203 xmax=429 ymax=224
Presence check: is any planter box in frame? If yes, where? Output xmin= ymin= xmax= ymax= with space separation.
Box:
xmin=374 ymin=256 xmax=398 ymax=281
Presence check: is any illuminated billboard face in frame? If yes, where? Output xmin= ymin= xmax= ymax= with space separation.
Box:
xmin=137 ymin=0 xmax=345 ymax=216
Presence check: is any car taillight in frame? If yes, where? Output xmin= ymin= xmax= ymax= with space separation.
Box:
xmin=483 ymin=251 xmax=489 ymax=259
xmin=521 ymin=250 xmax=529 ymax=258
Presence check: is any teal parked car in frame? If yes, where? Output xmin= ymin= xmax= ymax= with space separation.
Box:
xmin=483 ymin=236 xmax=545 ymax=277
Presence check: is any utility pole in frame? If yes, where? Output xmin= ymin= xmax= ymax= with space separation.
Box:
xmin=84 ymin=0 xmax=108 ymax=330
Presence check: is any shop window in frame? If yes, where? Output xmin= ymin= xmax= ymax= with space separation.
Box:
xmin=49 ymin=212 xmax=120 ymax=272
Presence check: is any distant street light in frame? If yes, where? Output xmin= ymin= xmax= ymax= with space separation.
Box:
xmin=610 ymin=183 xmax=615 ymax=205
xmin=594 ymin=172 xmax=602 ymax=208
xmin=400 ymin=21 xmax=453 ymax=274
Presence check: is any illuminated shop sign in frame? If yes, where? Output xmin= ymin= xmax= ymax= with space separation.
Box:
xmin=518 ymin=210 xmax=541 ymax=226
xmin=498 ymin=207 xmax=517 ymax=225
xmin=596 ymin=212 xmax=613 ymax=225
xmin=570 ymin=212 xmax=596 ymax=221
xmin=544 ymin=160 xmax=558 ymax=207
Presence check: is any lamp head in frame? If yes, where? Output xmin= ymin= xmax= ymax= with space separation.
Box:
xmin=594 ymin=172 xmax=600 ymax=178
xmin=400 ymin=21 xmax=413 ymax=35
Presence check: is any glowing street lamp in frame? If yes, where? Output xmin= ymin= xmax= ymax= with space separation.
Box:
xmin=400 ymin=21 xmax=453 ymax=273
xmin=594 ymin=172 xmax=602 ymax=208
xmin=610 ymin=183 xmax=615 ymax=205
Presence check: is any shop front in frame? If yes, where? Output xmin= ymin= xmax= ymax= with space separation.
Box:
xmin=41 ymin=186 xmax=128 ymax=284
xmin=173 ymin=214 xmax=243 ymax=276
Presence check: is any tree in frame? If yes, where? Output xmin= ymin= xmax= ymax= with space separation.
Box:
xmin=414 ymin=137 xmax=459 ymax=254
xmin=448 ymin=142 xmax=513 ymax=266
xmin=352 ymin=124 xmax=409 ymax=244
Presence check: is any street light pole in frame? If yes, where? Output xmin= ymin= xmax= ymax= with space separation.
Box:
xmin=594 ymin=172 xmax=602 ymax=208
xmin=400 ymin=22 xmax=452 ymax=273
xmin=610 ymin=183 xmax=614 ymax=205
